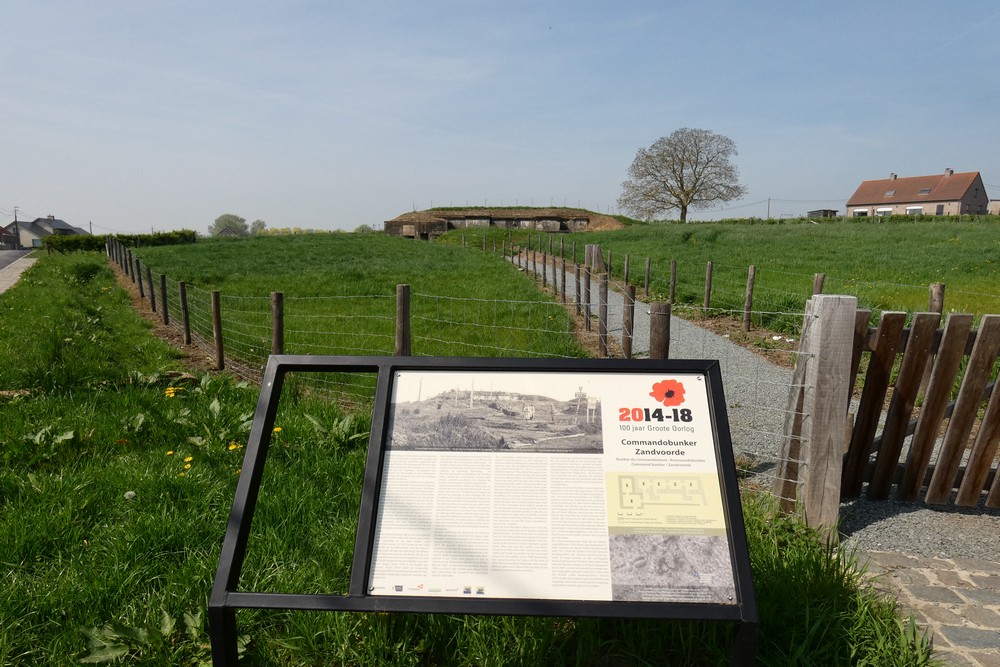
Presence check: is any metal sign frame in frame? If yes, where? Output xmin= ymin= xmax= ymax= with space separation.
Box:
xmin=209 ymin=355 xmax=758 ymax=666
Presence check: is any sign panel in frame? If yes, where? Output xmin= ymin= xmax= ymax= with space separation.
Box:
xmin=210 ymin=356 xmax=757 ymax=667
xmin=368 ymin=369 xmax=736 ymax=605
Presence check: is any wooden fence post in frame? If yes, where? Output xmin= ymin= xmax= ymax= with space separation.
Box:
xmin=649 ymin=302 xmax=671 ymax=359
xmin=623 ymin=285 xmax=635 ymax=359
xmin=703 ymin=261 xmax=713 ymax=314
xmin=918 ymin=282 xmax=947 ymax=418
xmin=211 ymin=290 xmax=225 ymax=371
xmin=146 ymin=267 xmax=156 ymax=312
xmin=179 ymin=281 xmax=191 ymax=345
xmin=773 ymin=295 xmax=857 ymax=533
xmin=623 ymin=254 xmax=630 ymax=285
xmin=561 ymin=258 xmax=567 ymax=303
xmin=159 ymin=274 xmax=169 ymax=325
xmin=644 ymin=257 xmax=651 ymax=298
xmin=669 ymin=259 xmax=677 ymax=304
xmin=271 ymin=292 xmax=284 ymax=355
xmin=583 ymin=268 xmax=592 ymax=332
xmin=812 ymin=273 xmax=826 ymax=295
xmin=136 ymin=260 xmax=145 ymax=299
xmin=574 ymin=264 xmax=582 ymax=315
xmin=541 ymin=252 xmax=547 ymax=288
xmin=743 ymin=265 xmax=756 ymax=332
xmin=598 ymin=274 xmax=608 ymax=357
xmin=395 ymin=284 xmax=411 ymax=356
xmin=928 ymin=283 xmax=945 ymax=313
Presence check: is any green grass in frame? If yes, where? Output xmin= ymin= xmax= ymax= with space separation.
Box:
xmin=449 ymin=217 xmax=1000 ymax=332
xmin=0 ymin=252 xmax=940 ymax=665
xmin=134 ymin=234 xmax=587 ymax=365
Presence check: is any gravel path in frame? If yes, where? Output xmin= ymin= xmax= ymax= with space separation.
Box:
xmin=518 ymin=252 xmax=1000 ymax=562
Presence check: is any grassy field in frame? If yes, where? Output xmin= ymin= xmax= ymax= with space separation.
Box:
xmin=0 ymin=251 xmax=939 ymax=665
xmin=449 ymin=217 xmax=1000 ymax=331
xmin=134 ymin=233 xmax=587 ymax=362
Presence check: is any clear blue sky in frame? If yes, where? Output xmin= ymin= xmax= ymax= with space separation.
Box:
xmin=3 ymin=1 xmax=1000 ymax=235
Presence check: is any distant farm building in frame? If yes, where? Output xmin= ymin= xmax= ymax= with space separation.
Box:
xmin=384 ymin=208 xmax=621 ymax=240
xmin=806 ymin=209 xmax=839 ymax=218
xmin=846 ymin=169 xmax=988 ymax=217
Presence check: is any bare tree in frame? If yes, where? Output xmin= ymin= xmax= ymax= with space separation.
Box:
xmin=618 ymin=128 xmax=747 ymax=223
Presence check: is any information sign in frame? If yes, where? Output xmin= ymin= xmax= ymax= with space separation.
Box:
xmin=209 ymin=356 xmax=757 ymax=667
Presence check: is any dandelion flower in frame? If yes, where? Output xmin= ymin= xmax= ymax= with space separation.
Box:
xmin=272 ymin=427 xmax=282 ymax=433
xmin=166 ymin=450 xmax=174 ymax=456
xmin=184 ymin=463 xmax=191 ymax=470
xmin=228 ymin=442 xmax=242 ymax=451
xmin=184 ymin=456 xmax=193 ymax=463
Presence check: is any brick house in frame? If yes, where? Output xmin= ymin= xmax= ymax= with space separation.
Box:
xmin=846 ymin=169 xmax=988 ymax=217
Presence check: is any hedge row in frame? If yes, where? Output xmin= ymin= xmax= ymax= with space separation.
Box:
xmin=43 ymin=229 xmax=198 ymax=253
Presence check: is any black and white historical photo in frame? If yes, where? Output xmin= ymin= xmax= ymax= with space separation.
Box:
xmin=387 ymin=371 xmax=605 ymax=453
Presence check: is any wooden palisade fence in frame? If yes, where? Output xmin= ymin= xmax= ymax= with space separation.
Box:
xmin=777 ymin=296 xmax=1000 ymax=531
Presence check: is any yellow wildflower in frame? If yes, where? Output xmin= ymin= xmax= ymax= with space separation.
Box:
xmin=184 ymin=456 xmax=193 ymax=463
xmin=272 ymin=427 xmax=282 ymax=433
xmin=166 ymin=450 xmax=174 ymax=456
xmin=184 ymin=463 xmax=191 ymax=470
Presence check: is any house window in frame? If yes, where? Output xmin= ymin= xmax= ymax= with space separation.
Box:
xmin=905 ymin=206 xmax=923 ymax=215
xmin=876 ymin=207 xmax=893 ymax=217
xmin=884 ymin=189 xmax=896 ymax=196
xmin=853 ymin=209 xmax=868 ymax=217
xmin=936 ymin=204 xmax=945 ymax=215
xmin=918 ymin=188 xmax=932 ymax=195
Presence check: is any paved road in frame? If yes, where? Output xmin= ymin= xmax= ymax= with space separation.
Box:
xmin=0 ymin=249 xmax=30 ymax=271
xmin=0 ymin=250 xmax=35 ymax=294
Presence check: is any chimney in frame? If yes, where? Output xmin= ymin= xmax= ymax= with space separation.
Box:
xmin=890 ymin=173 xmax=897 ymax=180
xmin=945 ymin=168 xmax=954 ymax=176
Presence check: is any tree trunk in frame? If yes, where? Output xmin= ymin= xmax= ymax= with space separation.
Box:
xmin=680 ymin=204 xmax=689 ymax=223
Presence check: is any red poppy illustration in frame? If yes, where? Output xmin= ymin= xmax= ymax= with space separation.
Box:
xmin=649 ymin=379 xmax=686 ymax=407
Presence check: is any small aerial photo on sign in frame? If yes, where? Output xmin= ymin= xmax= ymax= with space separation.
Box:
xmin=387 ymin=370 xmax=605 ymax=454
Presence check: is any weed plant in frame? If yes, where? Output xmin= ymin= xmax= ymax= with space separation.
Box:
xmin=0 ymin=253 xmax=938 ymax=665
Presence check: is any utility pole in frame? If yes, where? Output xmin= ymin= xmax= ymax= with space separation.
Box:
xmin=13 ymin=206 xmax=19 ymax=249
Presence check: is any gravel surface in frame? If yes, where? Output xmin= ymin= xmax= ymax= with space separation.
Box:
xmin=520 ymin=253 xmax=1000 ymax=562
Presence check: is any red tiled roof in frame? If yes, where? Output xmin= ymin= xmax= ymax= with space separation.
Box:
xmin=847 ymin=171 xmax=981 ymax=206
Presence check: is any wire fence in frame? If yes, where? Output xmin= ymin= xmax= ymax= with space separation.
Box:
xmin=109 ymin=236 xmax=1000 ymax=496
